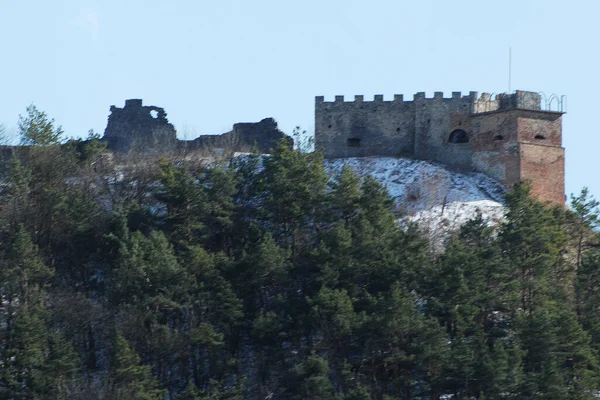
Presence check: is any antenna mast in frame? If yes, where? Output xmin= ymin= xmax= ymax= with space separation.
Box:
xmin=508 ymin=47 xmax=512 ymax=93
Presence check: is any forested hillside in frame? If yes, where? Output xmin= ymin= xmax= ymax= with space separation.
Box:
xmin=2 ymin=108 xmax=600 ymax=399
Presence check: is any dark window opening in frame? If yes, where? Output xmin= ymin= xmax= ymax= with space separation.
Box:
xmin=494 ymin=135 xmax=504 ymax=141
xmin=347 ymin=138 xmax=361 ymax=147
xmin=328 ymin=124 xmax=332 ymax=129
xmin=534 ymin=134 xmax=546 ymax=140
xmin=458 ymin=121 xmax=462 ymax=126
xmin=448 ymin=129 xmax=469 ymax=143
xmin=396 ymin=127 xmax=400 ymax=132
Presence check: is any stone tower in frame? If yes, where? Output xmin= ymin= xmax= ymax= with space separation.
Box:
xmin=315 ymin=90 xmax=565 ymax=205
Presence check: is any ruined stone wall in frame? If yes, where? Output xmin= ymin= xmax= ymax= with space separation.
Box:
xmin=103 ymin=100 xmax=291 ymax=156
xmin=183 ymin=118 xmax=292 ymax=154
xmin=104 ymin=99 xmax=178 ymax=154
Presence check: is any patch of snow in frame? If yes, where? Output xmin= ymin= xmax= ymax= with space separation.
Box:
xmin=324 ymin=157 xmax=506 ymax=246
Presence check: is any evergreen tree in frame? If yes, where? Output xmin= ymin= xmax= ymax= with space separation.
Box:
xmin=500 ymin=182 xmax=568 ymax=312
xmin=156 ymin=159 xmax=206 ymax=245
xmin=260 ymin=138 xmax=327 ymax=255
xmin=287 ymin=355 xmax=336 ymax=400
xmin=0 ymin=225 xmax=54 ymax=398
xmin=109 ymin=333 xmax=164 ymax=400
xmin=18 ymin=104 xmax=63 ymax=146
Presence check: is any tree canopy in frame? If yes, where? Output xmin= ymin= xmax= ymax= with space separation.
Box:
xmin=0 ymin=109 xmax=599 ymax=399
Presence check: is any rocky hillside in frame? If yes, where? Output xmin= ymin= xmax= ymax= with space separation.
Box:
xmin=324 ymin=157 xmax=507 ymax=244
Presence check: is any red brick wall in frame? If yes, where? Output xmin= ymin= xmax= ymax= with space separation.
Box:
xmin=517 ymin=117 xmax=562 ymax=146
xmin=519 ymin=143 xmax=565 ymax=205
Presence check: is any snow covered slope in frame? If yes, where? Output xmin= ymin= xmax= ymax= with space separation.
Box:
xmin=324 ymin=157 xmax=507 ymax=244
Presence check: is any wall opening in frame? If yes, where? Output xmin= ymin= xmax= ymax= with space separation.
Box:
xmin=494 ymin=135 xmax=504 ymax=141
xmin=534 ymin=134 xmax=546 ymax=140
xmin=347 ymin=138 xmax=361 ymax=147
xmin=150 ymin=110 xmax=159 ymax=119
xmin=448 ymin=129 xmax=469 ymax=143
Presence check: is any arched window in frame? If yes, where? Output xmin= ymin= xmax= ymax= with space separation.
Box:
xmin=448 ymin=129 xmax=469 ymax=143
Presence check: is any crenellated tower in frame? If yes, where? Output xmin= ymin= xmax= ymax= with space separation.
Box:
xmin=315 ymin=90 xmax=566 ymax=205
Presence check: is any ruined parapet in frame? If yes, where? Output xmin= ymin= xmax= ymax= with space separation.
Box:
xmin=184 ymin=118 xmax=292 ymax=154
xmin=103 ymin=99 xmax=178 ymax=154
xmin=102 ymin=99 xmax=293 ymax=157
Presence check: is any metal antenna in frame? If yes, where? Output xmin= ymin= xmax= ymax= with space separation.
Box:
xmin=508 ymin=47 xmax=512 ymax=93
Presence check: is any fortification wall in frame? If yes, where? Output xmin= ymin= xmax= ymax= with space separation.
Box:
xmin=315 ymin=95 xmax=416 ymax=158
xmin=413 ymin=92 xmax=475 ymax=169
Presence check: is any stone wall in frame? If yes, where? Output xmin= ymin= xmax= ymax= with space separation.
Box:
xmin=104 ymin=99 xmax=178 ymax=154
xmin=412 ymin=92 xmax=474 ymax=169
xmin=184 ymin=118 xmax=292 ymax=154
xmin=315 ymin=95 xmax=415 ymax=158
xmin=103 ymin=100 xmax=291 ymax=156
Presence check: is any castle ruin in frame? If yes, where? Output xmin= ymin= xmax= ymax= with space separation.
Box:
xmin=103 ymin=99 xmax=292 ymax=155
xmin=315 ymin=90 xmax=566 ymax=205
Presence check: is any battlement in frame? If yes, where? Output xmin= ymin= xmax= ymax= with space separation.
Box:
xmin=316 ymin=91 xmax=479 ymax=104
xmin=316 ymin=90 xmax=565 ymax=114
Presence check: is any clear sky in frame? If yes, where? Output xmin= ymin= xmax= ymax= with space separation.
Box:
xmin=0 ymin=0 xmax=596 ymax=200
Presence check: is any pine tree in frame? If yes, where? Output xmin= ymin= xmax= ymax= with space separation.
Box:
xmin=110 ymin=333 xmax=164 ymax=400
xmin=500 ymin=181 xmax=568 ymax=312
xmin=0 ymin=225 xmax=54 ymax=397
xmin=288 ymin=355 xmax=336 ymax=400
xmin=42 ymin=332 xmax=81 ymax=398
xmin=260 ymin=138 xmax=328 ymax=255
xmin=156 ymin=159 xmax=206 ymax=245
xmin=18 ymin=104 xmax=63 ymax=146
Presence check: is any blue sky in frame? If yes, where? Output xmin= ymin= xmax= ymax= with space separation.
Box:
xmin=0 ymin=0 xmax=597 ymax=200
